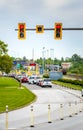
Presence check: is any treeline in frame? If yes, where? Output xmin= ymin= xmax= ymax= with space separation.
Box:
xmin=35 ymin=54 xmax=83 ymax=75
xmin=12 ymin=54 xmax=83 ymax=75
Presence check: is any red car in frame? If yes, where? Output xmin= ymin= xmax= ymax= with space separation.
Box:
xmin=21 ymin=76 xmax=28 ymax=83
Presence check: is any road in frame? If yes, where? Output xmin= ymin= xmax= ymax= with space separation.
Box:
xmin=0 ymin=83 xmax=83 ymax=130
xmin=30 ymin=112 xmax=83 ymax=130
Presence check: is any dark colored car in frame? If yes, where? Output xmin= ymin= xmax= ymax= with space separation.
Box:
xmin=21 ymin=76 xmax=28 ymax=83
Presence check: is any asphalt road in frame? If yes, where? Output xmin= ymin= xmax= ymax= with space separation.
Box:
xmin=0 ymin=83 xmax=83 ymax=130
xmin=29 ymin=112 xmax=83 ymax=130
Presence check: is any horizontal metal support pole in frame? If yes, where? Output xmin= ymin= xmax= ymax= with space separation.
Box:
xmin=63 ymin=28 xmax=83 ymax=30
xmin=15 ymin=28 xmax=83 ymax=31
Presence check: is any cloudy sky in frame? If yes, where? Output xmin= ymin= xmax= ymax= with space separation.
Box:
xmin=0 ymin=0 xmax=83 ymax=60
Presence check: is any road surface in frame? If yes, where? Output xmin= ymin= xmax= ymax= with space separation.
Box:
xmin=0 ymin=83 xmax=82 ymax=130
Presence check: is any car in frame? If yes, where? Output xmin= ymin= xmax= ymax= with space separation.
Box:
xmin=15 ymin=74 xmax=22 ymax=81
xmin=28 ymin=75 xmax=42 ymax=84
xmin=38 ymin=79 xmax=44 ymax=86
xmin=81 ymin=89 xmax=83 ymax=97
xmin=35 ymin=76 xmax=43 ymax=85
xmin=39 ymin=78 xmax=52 ymax=88
xmin=28 ymin=76 xmax=36 ymax=84
xmin=21 ymin=76 xmax=28 ymax=83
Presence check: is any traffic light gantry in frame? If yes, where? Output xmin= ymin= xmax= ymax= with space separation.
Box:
xmin=16 ymin=22 xmax=83 ymax=40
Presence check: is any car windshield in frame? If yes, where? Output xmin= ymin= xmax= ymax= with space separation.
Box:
xmin=36 ymin=77 xmax=42 ymax=79
xmin=30 ymin=77 xmax=35 ymax=79
xmin=44 ymin=79 xmax=51 ymax=81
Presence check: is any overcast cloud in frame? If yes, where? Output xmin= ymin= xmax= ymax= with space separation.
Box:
xmin=0 ymin=0 xmax=83 ymax=59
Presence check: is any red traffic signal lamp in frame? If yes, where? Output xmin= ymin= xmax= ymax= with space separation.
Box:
xmin=54 ymin=23 xmax=62 ymax=40
xmin=36 ymin=25 xmax=44 ymax=33
xmin=18 ymin=23 xmax=26 ymax=40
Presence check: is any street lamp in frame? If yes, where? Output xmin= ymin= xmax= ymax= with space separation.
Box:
xmin=42 ymin=47 xmax=45 ymax=73
xmin=50 ymin=48 xmax=54 ymax=64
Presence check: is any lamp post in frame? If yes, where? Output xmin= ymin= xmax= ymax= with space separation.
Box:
xmin=42 ymin=47 xmax=45 ymax=74
xmin=50 ymin=48 xmax=54 ymax=65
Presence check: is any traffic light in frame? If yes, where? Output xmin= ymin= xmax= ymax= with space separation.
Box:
xmin=18 ymin=23 xmax=26 ymax=40
xmin=54 ymin=23 xmax=62 ymax=40
xmin=36 ymin=25 xmax=44 ymax=33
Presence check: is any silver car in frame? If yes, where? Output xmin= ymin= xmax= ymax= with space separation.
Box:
xmin=40 ymin=78 xmax=52 ymax=88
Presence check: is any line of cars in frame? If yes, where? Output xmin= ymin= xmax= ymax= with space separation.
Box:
xmin=10 ymin=74 xmax=28 ymax=83
xmin=28 ymin=75 xmax=52 ymax=88
xmin=9 ymin=74 xmax=52 ymax=88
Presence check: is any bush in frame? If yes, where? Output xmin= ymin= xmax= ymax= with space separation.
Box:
xmin=58 ymin=78 xmax=83 ymax=86
xmin=43 ymin=73 xmax=49 ymax=78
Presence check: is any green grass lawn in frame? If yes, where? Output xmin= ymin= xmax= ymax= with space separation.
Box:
xmin=52 ymin=80 xmax=82 ymax=90
xmin=0 ymin=77 xmax=36 ymax=113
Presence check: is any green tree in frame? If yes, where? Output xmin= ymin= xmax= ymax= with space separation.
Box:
xmin=0 ymin=55 xmax=13 ymax=74
xmin=0 ymin=40 xmax=8 ymax=55
xmin=0 ymin=41 xmax=13 ymax=74
xmin=68 ymin=54 xmax=83 ymax=75
xmin=71 ymin=54 xmax=81 ymax=62
xmin=36 ymin=57 xmax=43 ymax=66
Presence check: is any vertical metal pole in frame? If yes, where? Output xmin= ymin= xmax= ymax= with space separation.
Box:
xmin=42 ymin=47 xmax=45 ymax=74
xmin=6 ymin=105 xmax=8 ymax=130
xmin=75 ymin=101 xmax=78 ymax=115
xmin=50 ymin=48 xmax=54 ymax=65
xmin=19 ymin=79 xmax=21 ymax=88
xmin=48 ymin=104 xmax=52 ymax=123
xmin=79 ymin=99 xmax=82 ymax=112
xmin=30 ymin=106 xmax=34 ymax=127
xmin=60 ymin=104 xmax=64 ymax=120
xmin=69 ymin=102 xmax=72 ymax=117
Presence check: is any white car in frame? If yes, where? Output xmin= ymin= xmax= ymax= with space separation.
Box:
xmin=28 ymin=76 xmax=37 ymax=84
xmin=35 ymin=76 xmax=43 ymax=85
xmin=28 ymin=75 xmax=37 ymax=84
xmin=39 ymin=78 xmax=52 ymax=88
xmin=28 ymin=75 xmax=43 ymax=84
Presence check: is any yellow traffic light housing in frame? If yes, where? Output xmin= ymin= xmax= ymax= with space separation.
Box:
xmin=54 ymin=23 xmax=62 ymax=40
xmin=36 ymin=25 xmax=44 ymax=33
xmin=18 ymin=23 xmax=26 ymax=40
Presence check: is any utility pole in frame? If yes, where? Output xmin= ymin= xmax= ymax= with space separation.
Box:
xmin=42 ymin=47 xmax=45 ymax=74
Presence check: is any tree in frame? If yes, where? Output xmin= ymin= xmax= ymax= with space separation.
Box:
xmin=71 ymin=54 xmax=81 ymax=62
xmin=0 ymin=41 xmax=13 ymax=74
xmin=36 ymin=57 xmax=43 ymax=65
xmin=0 ymin=55 xmax=13 ymax=74
xmin=0 ymin=40 xmax=8 ymax=55
xmin=67 ymin=54 xmax=83 ymax=75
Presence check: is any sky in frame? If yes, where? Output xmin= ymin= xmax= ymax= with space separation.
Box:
xmin=0 ymin=0 xmax=83 ymax=60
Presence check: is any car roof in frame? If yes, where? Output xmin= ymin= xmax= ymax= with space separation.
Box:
xmin=44 ymin=78 xmax=51 ymax=81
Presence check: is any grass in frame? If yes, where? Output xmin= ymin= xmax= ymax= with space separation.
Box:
xmin=52 ymin=80 xmax=82 ymax=90
xmin=0 ymin=77 xmax=36 ymax=113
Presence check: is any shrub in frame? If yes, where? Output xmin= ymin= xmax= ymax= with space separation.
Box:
xmin=58 ymin=78 xmax=83 ymax=86
xmin=43 ymin=73 xmax=49 ymax=78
